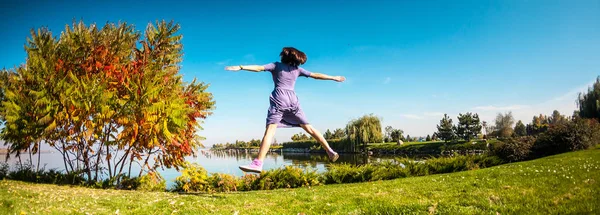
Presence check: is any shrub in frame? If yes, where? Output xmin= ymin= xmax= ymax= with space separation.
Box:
xmin=6 ymin=163 xmax=86 ymax=185
xmin=492 ymin=136 xmax=536 ymax=162
xmin=322 ymin=163 xmax=376 ymax=184
xmin=118 ymin=175 xmax=141 ymax=190
xmin=7 ymin=163 xmax=38 ymax=183
xmin=370 ymin=161 xmax=409 ymax=180
xmin=173 ymin=162 xmax=210 ymax=192
xmin=138 ymin=172 xmax=167 ymax=192
xmin=255 ymin=166 xmax=320 ymax=190
xmin=533 ymin=119 xmax=600 ymax=157
xmin=208 ymin=173 xmax=238 ymax=192
xmin=0 ymin=162 xmax=8 ymax=180
xmin=323 ymin=154 xmax=503 ymax=184
xmin=237 ymin=174 xmax=259 ymax=191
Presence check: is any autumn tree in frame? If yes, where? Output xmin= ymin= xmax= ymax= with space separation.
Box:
xmin=0 ymin=20 xmax=215 ymax=183
xmin=526 ymin=114 xmax=549 ymax=136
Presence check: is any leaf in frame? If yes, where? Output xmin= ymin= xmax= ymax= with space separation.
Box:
xmin=45 ymin=120 xmax=57 ymax=132
xmin=163 ymin=120 xmax=172 ymax=139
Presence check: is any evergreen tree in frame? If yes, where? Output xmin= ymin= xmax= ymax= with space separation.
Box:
xmin=436 ymin=114 xmax=455 ymax=142
xmin=514 ymin=120 xmax=527 ymax=137
xmin=324 ymin=129 xmax=333 ymax=140
xmin=454 ymin=112 xmax=482 ymax=141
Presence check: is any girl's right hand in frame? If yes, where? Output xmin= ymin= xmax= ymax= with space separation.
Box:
xmin=225 ymin=66 xmax=241 ymax=71
xmin=334 ymin=76 xmax=346 ymax=82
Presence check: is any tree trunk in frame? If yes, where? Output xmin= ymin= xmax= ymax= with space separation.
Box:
xmin=28 ymin=145 xmax=33 ymax=167
xmin=116 ymin=146 xmax=132 ymax=177
xmin=128 ymin=154 xmax=133 ymax=178
xmin=36 ymin=142 xmax=41 ymax=172
xmin=93 ymin=142 xmax=104 ymax=181
xmin=139 ymin=149 xmax=154 ymax=177
xmin=106 ymin=145 xmax=112 ymax=178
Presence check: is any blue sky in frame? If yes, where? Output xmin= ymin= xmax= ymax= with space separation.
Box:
xmin=1 ymin=0 xmax=599 ymax=146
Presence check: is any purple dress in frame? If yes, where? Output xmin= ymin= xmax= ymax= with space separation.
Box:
xmin=263 ymin=62 xmax=312 ymax=128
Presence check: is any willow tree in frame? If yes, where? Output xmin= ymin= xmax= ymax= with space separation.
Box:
xmin=0 ymin=20 xmax=215 ymax=182
xmin=345 ymin=114 xmax=382 ymax=152
xmin=578 ymin=77 xmax=600 ymax=120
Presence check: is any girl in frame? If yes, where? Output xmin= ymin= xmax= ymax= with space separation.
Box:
xmin=225 ymin=47 xmax=345 ymax=173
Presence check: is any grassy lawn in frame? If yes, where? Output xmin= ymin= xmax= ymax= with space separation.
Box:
xmin=1 ymin=149 xmax=599 ymax=214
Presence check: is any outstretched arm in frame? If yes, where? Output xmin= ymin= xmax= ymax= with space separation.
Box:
xmin=309 ymin=73 xmax=346 ymax=82
xmin=224 ymin=65 xmax=265 ymax=72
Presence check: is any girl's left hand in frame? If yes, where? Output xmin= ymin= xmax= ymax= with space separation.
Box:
xmin=225 ymin=66 xmax=241 ymax=71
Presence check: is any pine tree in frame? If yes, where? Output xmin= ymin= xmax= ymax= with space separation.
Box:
xmin=333 ymin=128 xmax=346 ymax=139
xmin=426 ymin=134 xmax=431 ymax=141
xmin=436 ymin=114 xmax=455 ymax=142
xmin=324 ymin=129 xmax=333 ymax=140
xmin=454 ymin=112 xmax=482 ymax=141
xmin=514 ymin=120 xmax=527 ymax=137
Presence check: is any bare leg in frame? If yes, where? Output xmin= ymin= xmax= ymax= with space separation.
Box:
xmin=300 ymin=124 xmax=338 ymax=161
xmin=257 ymin=124 xmax=278 ymax=161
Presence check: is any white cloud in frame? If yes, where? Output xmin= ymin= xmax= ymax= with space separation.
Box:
xmin=383 ymin=77 xmax=391 ymax=84
xmin=475 ymin=82 xmax=593 ymax=125
xmin=472 ymin=105 xmax=530 ymax=111
xmin=552 ymin=80 xmax=594 ymax=101
xmin=400 ymin=114 xmax=423 ymax=119
xmin=423 ymin=112 xmax=445 ymax=117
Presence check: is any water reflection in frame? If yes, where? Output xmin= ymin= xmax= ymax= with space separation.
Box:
xmin=3 ymin=149 xmax=411 ymax=182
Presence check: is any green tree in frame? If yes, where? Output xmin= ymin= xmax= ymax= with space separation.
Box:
xmin=291 ymin=132 xmax=311 ymax=141
xmin=332 ymin=128 xmax=345 ymax=139
xmin=390 ymin=129 xmax=403 ymax=142
xmin=436 ymin=114 xmax=455 ymax=142
xmin=514 ymin=120 xmax=527 ymax=137
xmin=577 ymin=76 xmax=600 ymax=120
xmin=406 ymin=135 xmax=411 ymax=142
xmin=431 ymin=133 xmax=438 ymax=141
xmin=384 ymin=126 xmax=393 ymax=142
xmin=549 ymin=110 xmax=567 ymax=125
xmin=454 ymin=112 xmax=482 ymax=141
xmin=494 ymin=112 xmax=515 ymax=138
xmin=426 ymin=135 xmax=431 ymax=141
xmin=324 ymin=129 xmax=333 ymax=140
xmin=345 ymin=114 xmax=382 ymax=152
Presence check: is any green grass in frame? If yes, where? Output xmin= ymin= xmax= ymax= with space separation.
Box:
xmin=1 ymin=149 xmax=599 ymax=214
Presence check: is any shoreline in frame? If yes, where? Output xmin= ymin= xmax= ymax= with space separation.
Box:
xmin=0 ymin=148 xmax=55 ymax=154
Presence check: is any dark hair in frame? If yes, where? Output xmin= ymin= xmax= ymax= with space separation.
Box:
xmin=279 ymin=47 xmax=307 ymax=66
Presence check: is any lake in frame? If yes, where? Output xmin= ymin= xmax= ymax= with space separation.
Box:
xmin=1 ymin=149 xmax=401 ymax=186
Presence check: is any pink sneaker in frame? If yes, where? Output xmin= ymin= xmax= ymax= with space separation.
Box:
xmin=327 ymin=150 xmax=339 ymax=162
xmin=239 ymin=159 xmax=263 ymax=173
